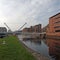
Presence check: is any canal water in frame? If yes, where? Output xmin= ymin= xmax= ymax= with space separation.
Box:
xmin=18 ymin=35 xmax=60 ymax=60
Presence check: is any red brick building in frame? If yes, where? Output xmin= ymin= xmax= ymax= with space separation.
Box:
xmin=22 ymin=24 xmax=42 ymax=33
xmin=22 ymin=28 xmax=30 ymax=32
xmin=42 ymin=24 xmax=49 ymax=32
xmin=46 ymin=13 xmax=60 ymax=37
xmin=29 ymin=26 xmax=34 ymax=32
xmin=34 ymin=24 xmax=41 ymax=33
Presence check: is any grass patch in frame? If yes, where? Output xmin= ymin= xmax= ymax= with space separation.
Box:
xmin=0 ymin=35 xmax=36 ymax=60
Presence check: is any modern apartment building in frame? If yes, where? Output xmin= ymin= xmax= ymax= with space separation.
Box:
xmin=42 ymin=24 xmax=49 ymax=32
xmin=22 ymin=28 xmax=30 ymax=32
xmin=46 ymin=13 xmax=60 ymax=37
xmin=34 ymin=24 xmax=41 ymax=33
xmin=22 ymin=24 xmax=42 ymax=33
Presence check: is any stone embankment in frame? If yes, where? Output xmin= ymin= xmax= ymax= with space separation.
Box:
xmin=27 ymin=47 xmax=50 ymax=60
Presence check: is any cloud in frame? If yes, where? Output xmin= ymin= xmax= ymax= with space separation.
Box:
xmin=0 ymin=0 xmax=60 ymax=31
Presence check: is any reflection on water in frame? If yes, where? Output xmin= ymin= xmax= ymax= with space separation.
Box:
xmin=46 ymin=39 xmax=60 ymax=60
xmin=22 ymin=40 xmax=50 ymax=57
xmin=18 ymin=35 xmax=60 ymax=60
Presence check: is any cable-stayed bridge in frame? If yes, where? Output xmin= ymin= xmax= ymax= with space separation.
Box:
xmin=0 ymin=22 xmax=46 ymax=38
xmin=0 ymin=31 xmax=46 ymax=38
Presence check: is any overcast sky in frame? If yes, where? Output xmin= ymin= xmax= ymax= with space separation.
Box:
xmin=0 ymin=0 xmax=60 ymax=31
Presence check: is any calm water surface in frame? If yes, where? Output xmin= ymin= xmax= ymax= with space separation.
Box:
xmin=18 ymin=35 xmax=60 ymax=60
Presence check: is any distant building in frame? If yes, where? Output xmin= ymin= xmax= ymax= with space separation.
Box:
xmin=22 ymin=28 xmax=30 ymax=32
xmin=22 ymin=24 xmax=42 ymax=33
xmin=46 ymin=13 xmax=60 ymax=37
xmin=42 ymin=24 xmax=49 ymax=32
xmin=29 ymin=26 xmax=34 ymax=32
xmin=33 ymin=24 xmax=41 ymax=33
xmin=0 ymin=27 xmax=7 ymax=33
xmin=0 ymin=27 xmax=7 ymax=38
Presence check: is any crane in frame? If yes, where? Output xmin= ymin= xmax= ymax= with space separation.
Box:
xmin=4 ymin=23 xmax=12 ymax=32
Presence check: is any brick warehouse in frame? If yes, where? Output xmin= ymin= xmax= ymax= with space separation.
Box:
xmin=22 ymin=24 xmax=42 ymax=39
xmin=22 ymin=24 xmax=42 ymax=33
xmin=22 ymin=28 xmax=30 ymax=32
xmin=46 ymin=13 xmax=60 ymax=38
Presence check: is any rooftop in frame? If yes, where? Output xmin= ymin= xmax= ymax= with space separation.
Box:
xmin=50 ymin=13 xmax=60 ymax=19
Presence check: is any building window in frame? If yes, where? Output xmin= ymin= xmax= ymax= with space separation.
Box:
xmin=55 ymin=46 xmax=60 ymax=49
xmin=55 ymin=30 xmax=60 ymax=32
xmin=56 ymin=17 xmax=60 ymax=19
xmin=54 ymin=26 xmax=60 ymax=28
xmin=55 ymin=21 xmax=60 ymax=23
